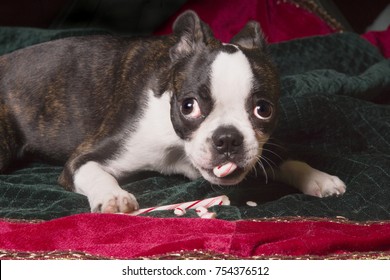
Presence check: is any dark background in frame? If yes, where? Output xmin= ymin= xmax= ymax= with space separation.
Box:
xmin=0 ymin=0 xmax=388 ymax=34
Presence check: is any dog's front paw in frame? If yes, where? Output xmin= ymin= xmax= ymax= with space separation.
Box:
xmin=277 ymin=161 xmax=346 ymax=198
xmin=300 ymin=170 xmax=346 ymax=198
xmin=90 ymin=189 xmax=139 ymax=213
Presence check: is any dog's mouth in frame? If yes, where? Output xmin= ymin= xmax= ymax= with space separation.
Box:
xmin=186 ymin=139 xmax=261 ymax=186
xmin=199 ymin=161 xmax=249 ymax=185
xmin=212 ymin=162 xmax=238 ymax=178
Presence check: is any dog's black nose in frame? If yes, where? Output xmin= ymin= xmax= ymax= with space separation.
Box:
xmin=212 ymin=126 xmax=244 ymax=156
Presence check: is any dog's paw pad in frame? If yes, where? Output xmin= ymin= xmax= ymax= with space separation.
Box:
xmin=91 ymin=190 xmax=139 ymax=213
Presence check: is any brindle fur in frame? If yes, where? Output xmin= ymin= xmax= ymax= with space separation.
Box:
xmin=0 ymin=11 xmax=278 ymax=193
xmin=0 ymin=35 xmax=175 ymax=188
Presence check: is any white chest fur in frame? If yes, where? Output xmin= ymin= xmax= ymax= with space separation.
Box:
xmin=103 ymin=90 xmax=199 ymax=180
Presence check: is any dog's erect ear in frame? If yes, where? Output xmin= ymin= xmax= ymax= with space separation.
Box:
xmin=230 ymin=21 xmax=267 ymax=51
xmin=170 ymin=10 xmax=215 ymax=61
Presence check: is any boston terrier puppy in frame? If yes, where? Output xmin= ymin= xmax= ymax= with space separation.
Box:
xmin=0 ymin=11 xmax=346 ymax=213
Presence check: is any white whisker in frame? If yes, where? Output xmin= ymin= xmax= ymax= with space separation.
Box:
xmin=261 ymin=149 xmax=284 ymax=162
xmin=259 ymin=152 xmax=280 ymax=167
xmin=258 ymin=140 xmax=286 ymax=150
xmin=259 ymin=155 xmax=276 ymax=180
xmin=256 ymin=159 xmax=268 ymax=184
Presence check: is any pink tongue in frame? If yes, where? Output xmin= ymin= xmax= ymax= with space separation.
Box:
xmin=213 ymin=162 xmax=237 ymax=178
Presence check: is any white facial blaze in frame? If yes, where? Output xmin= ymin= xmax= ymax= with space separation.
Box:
xmin=207 ymin=49 xmax=257 ymax=143
xmin=211 ymin=50 xmax=254 ymax=117
xmin=205 ymin=49 xmax=257 ymax=144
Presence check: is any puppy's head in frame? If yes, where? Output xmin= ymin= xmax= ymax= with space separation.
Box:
xmin=169 ymin=11 xmax=280 ymax=185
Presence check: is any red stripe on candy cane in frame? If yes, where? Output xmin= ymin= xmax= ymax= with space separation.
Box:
xmin=128 ymin=195 xmax=230 ymax=216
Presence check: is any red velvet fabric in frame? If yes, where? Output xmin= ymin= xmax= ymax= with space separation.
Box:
xmin=362 ymin=25 xmax=390 ymax=58
xmin=155 ymin=0 xmax=336 ymax=43
xmin=1 ymin=214 xmax=390 ymax=259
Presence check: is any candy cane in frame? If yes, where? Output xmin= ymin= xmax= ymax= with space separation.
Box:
xmin=129 ymin=195 xmax=230 ymax=216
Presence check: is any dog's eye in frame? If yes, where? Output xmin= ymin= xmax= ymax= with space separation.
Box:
xmin=254 ymin=100 xmax=273 ymax=120
xmin=181 ymin=98 xmax=202 ymax=119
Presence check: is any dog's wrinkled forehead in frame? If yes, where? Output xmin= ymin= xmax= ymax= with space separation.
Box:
xmin=174 ymin=44 xmax=254 ymax=103
xmin=210 ymin=45 xmax=253 ymax=110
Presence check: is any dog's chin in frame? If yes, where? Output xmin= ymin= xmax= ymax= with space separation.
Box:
xmin=198 ymin=166 xmax=249 ymax=186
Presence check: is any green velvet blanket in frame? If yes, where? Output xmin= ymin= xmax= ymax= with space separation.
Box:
xmin=0 ymin=28 xmax=389 ymax=221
